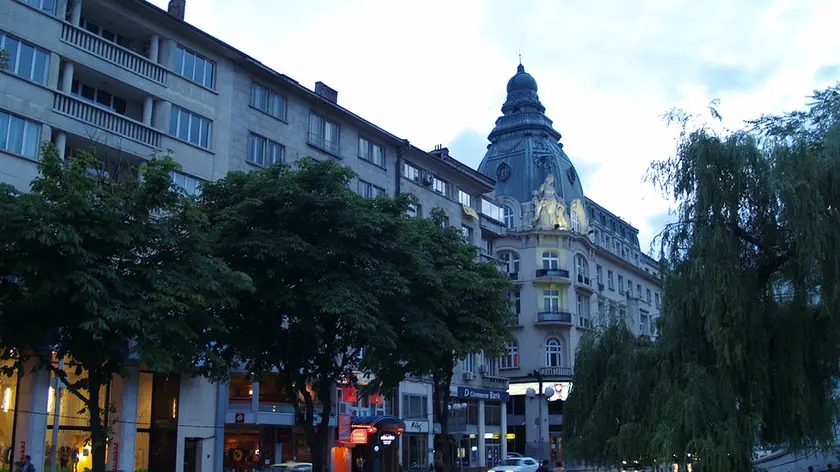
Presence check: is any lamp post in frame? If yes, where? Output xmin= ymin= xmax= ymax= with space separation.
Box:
xmin=447 ymin=402 xmax=468 ymax=472
xmin=526 ymin=369 xmax=555 ymax=461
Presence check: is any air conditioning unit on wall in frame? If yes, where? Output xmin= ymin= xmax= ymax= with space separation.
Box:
xmin=462 ymin=372 xmax=475 ymax=381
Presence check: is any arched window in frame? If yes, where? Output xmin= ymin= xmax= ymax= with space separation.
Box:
xmin=503 ymin=205 xmax=515 ymax=229
xmin=575 ymin=254 xmax=588 ymax=279
xmin=545 ymin=337 xmax=563 ymax=367
xmin=499 ymin=251 xmax=520 ymax=275
xmin=571 ymin=209 xmax=580 ymax=232
xmin=501 ymin=341 xmax=519 ymax=369
xmin=542 ymin=251 xmax=559 ymax=270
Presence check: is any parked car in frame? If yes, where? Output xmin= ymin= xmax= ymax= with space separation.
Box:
xmin=489 ymin=457 xmax=540 ymax=472
xmin=268 ymin=461 xmax=313 ymax=472
xmin=505 ymin=453 xmax=524 ymax=458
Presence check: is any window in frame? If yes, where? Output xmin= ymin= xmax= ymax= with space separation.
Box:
xmin=542 ymin=251 xmax=559 ymax=270
xmin=358 ymin=180 xmax=385 ymax=199
xmin=481 ymin=199 xmax=503 ymax=222
xmin=628 ymin=279 xmax=633 ymax=295
xmin=608 ymin=270 xmax=614 ymax=290
xmin=247 ymin=133 xmax=284 ymax=167
xmin=169 ymin=170 xmax=202 ymax=196
xmin=480 ymin=238 xmax=493 ymax=255
xmin=463 ymin=353 xmax=475 ymax=373
xmin=482 ymin=355 xmax=497 ymax=377
xmin=545 ymin=338 xmax=562 ymax=367
xmin=511 ymin=290 xmax=521 ymax=321
xmin=503 ymin=205 xmax=515 ymax=229
xmin=70 ymin=80 xmax=128 ymax=115
xmin=655 ymin=293 xmax=661 ymax=309
xmin=249 ymin=82 xmax=287 ymax=120
xmin=402 ymin=162 xmax=420 ymax=181
xmin=571 ymin=208 xmax=579 ymax=232
xmin=21 ymin=0 xmax=56 ymax=14
xmin=501 ymin=341 xmax=519 ymax=369
xmin=458 ymin=189 xmax=472 ymax=207
xmin=460 ymin=224 xmax=473 ymax=244
xmin=358 ymin=137 xmax=385 ymax=167
xmin=499 ymin=251 xmax=520 ymax=274
xmin=596 ymin=265 xmax=603 ymax=284
xmin=308 ymin=112 xmax=340 ymax=155
xmin=80 ymin=19 xmax=130 ymax=48
xmin=0 ymin=110 xmax=41 ymax=158
xmin=640 ymin=311 xmax=650 ymax=335
xmin=637 ymin=284 xmax=642 ymax=299
xmin=175 ymin=45 xmax=215 ymax=88
xmin=407 ymin=203 xmax=422 ymax=217
xmin=402 ymin=395 xmax=427 ymax=419
xmin=577 ymin=294 xmax=590 ymax=326
xmin=0 ymin=33 xmax=50 ymax=84
xmin=575 ymin=254 xmax=588 ymax=278
xmin=618 ymin=275 xmax=624 ymax=294
xmin=170 ymin=106 xmax=212 ymax=148
xmin=432 ymin=177 xmax=448 ymax=196
xmin=542 ymin=289 xmax=561 ymax=312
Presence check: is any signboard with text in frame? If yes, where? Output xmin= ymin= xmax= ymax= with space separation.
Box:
xmin=456 ymin=386 xmax=509 ymax=402
xmin=405 ymin=420 xmax=430 ymax=433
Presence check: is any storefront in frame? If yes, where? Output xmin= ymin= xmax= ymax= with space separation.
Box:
xmin=437 ymin=386 xmax=508 ymax=469
xmin=0 ymin=362 xmax=17 ymax=471
xmin=222 ymin=426 xmax=312 ymax=471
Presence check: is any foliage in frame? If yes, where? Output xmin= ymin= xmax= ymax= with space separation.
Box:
xmin=0 ymin=144 xmax=250 ymax=472
xmin=0 ymin=49 xmax=7 ymax=70
xmin=564 ymin=83 xmax=840 ymax=472
xmin=201 ymin=158 xmax=413 ymax=472
xmin=365 ymin=207 xmax=513 ymax=471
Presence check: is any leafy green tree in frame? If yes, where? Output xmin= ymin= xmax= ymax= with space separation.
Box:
xmin=201 ymin=158 xmax=413 ymax=472
xmin=564 ymin=84 xmax=840 ymax=472
xmin=0 ymin=144 xmax=250 ymax=472
xmin=366 ymin=208 xmax=513 ymax=472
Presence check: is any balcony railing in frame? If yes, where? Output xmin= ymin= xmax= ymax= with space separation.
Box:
xmin=538 ymin=366 xmax=572 ymax=377
xmin=480 ymin=198 xmax=504 ymax=222
xmin=54 ymin=93 xmax=162 ymax=148
xmin=308 ymin=132 xmax=341 ymax=156
xmin=577 ymin=274 xmax=591 ymax=285
xmin=535 ymin=268 xmax=570 ymax=279
xmin=61 ymin=22 xmax=167 ymax=85
xmin=536 ymin=311 xmax=572 ymax=324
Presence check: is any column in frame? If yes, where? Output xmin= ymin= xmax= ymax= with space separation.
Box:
xmin=158 ymin=39 xmax=177 ymax=70
xmin=477 ymin=400 xmax=486 ymax=467
xmin=47 ymin=53 xmax=61 ymax=90
xmin=152 ymin=100 xmax=172 ymax=132
xmin=500 ymin=401 xmax=507 ymax=458
xmin=107 ymin=365 xmax=140 ymax=472
xmin=149 ymin=34 xmax=160 ymax=63
xmin=214 ymin=383 xmax=229 ymax=472
xmin=60 ymin=62 xmax=74 ymax=93
xmin=69 ymin=0 xmax=82 ymax=26
xmin=39 ymin=124 xmax=52 ymax=153
xmin=55 ymin=0 xmax=68 ymax=20
xmin=142 ymin=96 xmax=154 ymax=126
xmin=251 ymin=381 xmax=259 ymax=411
xmin=523 ymin=395 xmax=539 ymax=458
xmin=14 ymin=357 xmax=49 ymax=467
xmin=53 ymin=132 xmax=67 ymax=159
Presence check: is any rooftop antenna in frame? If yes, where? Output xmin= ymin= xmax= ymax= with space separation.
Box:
xmin=518 ymin=49 xmax=522 ymax=65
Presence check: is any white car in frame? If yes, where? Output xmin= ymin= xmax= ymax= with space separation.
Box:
xmin=489 ymin=457 xmax=540 ymax=472
xmin=505 ymin=453 xmax=524 ymax=458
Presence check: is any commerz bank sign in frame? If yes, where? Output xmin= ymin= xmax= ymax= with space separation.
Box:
xmin=457 ymin=386 xmax=509 ymax=402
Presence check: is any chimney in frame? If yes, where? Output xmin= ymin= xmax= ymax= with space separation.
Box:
xmin=430 ymin=145 xmax=449 ymax=159
xmin=314 ymin=81 xmax=338 ymax=104
xmin=167 ymin=0 xmax=185 ymax=20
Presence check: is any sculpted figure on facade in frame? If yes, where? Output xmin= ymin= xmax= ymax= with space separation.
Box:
xmin=532 ymin=174 xmax=569 ymax=229
xmin=570 ymin=199 xmax=588 ymax=234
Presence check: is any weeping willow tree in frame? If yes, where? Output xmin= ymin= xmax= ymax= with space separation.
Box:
xmin=565 ymin=84 xmax=840 ymax=472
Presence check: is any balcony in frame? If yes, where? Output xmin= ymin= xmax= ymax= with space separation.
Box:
xmin=538 ymin=366 xmax=572 ymax=377
xmin=508 ymin=272 xmax=519 ymax=281
xmin=308 ymin=132 xmax=341 ymax=156
xmin=536 ymin=311 xmax=572 ymax=324
xmin=576 ymin=274 xmax=591 ymax=286
xmin=535 ymin=268 xmax=571 ymax=281
xmin=54 ymin=93 xmax=162 ymax=148
xmin=61 ymin=23 xmax=167 ymax=85
xmin=479 ymin=199 xmax=505 ymax=237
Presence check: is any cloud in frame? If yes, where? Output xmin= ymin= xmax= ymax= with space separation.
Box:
xmin=447 ymin=128 xmax=489 ymax=170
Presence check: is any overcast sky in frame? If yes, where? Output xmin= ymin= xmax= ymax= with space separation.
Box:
xmin=148 ymin=0 xmax=840 ymax=252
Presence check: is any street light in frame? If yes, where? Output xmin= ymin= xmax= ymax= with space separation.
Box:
xmin=526 ymin=381 xmax=555 ymax=460
xmin=448 ymin=402 xmax=468 ymax=472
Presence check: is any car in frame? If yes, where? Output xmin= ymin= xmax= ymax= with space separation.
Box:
xmin=489 ymin=457 xmax=540 ymax=472
xmin=505 ymin=452 xmax=524 ymax=458
xmin=268 ymin=461 xmax=313 ymax=472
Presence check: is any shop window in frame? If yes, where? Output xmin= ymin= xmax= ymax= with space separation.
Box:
xmin=228 ymin=374 xmax=253 ymax=408
xmin=0 ymin=362 xmax=17 ymax=471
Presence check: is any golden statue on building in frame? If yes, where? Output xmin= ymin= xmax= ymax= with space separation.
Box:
xmin=532 ymin=174 xmax=569 ymax=229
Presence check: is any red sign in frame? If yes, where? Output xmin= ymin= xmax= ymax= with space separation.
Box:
xmin=369 ymin=393 xmax=383 ymax=405
xmin=349 ymin=429 xmax=368 ymax=445
xmin=112 ymin=442 xmax=119 ymax=470
xmin=343 ymin=386 xmax=357 ymax=403
xmin=337 ymin=414 xmax=353 ymax=444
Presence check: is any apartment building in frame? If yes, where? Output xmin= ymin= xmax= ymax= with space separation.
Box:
xmin=0 ymin=0 xmax=507 ymax=471
xmin=474 ymin=64 xmax=663 ymax=463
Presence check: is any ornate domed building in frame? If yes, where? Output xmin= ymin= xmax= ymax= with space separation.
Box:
xmin=475 ymin=65 xmax=664 ymax=463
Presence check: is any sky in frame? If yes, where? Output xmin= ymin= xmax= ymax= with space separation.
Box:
xmin=148 ymin=0 xmax=840 ymax=253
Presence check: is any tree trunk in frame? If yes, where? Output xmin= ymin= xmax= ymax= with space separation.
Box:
xmin=433 ymin=371 xmax=453 ymax=472
xmin=302 ymin=378 xmax=333 ymax=472
xmin=87 ymin=370 xmax=107 ymax=472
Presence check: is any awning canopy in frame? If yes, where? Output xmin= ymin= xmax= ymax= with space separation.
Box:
xmin=351 ymin=415 xmax=406 ymax=431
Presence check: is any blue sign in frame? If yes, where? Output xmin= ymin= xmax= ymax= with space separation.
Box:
xmin=456 ymin=386 xmax=509 ymax=402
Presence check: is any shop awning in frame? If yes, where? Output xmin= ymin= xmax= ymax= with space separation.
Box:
xmin=351 ymin=415 xmax=406 ymax=431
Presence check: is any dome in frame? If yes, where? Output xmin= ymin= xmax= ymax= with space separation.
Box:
xmin=506 ymin=64 xmax=538 ymax=93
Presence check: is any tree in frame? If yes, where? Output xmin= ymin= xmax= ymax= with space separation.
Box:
xmin=564 ymin=84 xmax=840 ymax=472
xmin=0 ymin=144 xmax=250 ymax=472
xmin=365 ymin=208 xmax=513 ymax=472
xmin=201 ymin=158 xmax=413 ymax=472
